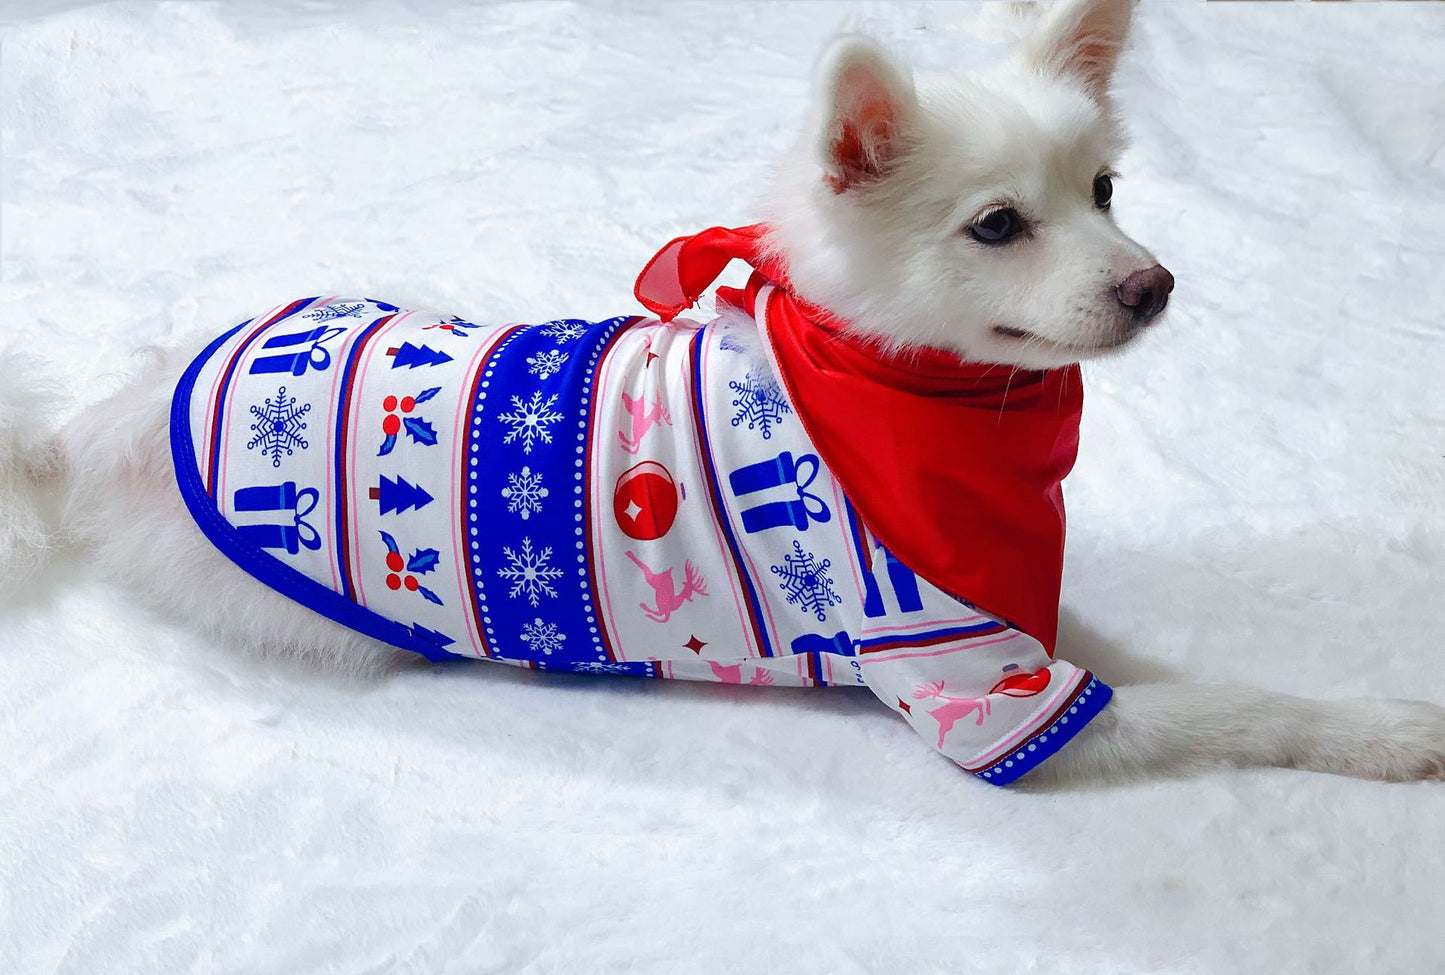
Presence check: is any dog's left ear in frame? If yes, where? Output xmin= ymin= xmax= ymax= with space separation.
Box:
xmin=1022 ymin=0 xmax=1134 ymax=101
xmin=812 ymin=37 xmax=917 ymax=194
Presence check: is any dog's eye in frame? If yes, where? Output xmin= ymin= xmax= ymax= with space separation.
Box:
xmin=967 ymin=208 xmax=1024 ymax=245
xmin=1093 ymin=173 xmax=1113 ymax=210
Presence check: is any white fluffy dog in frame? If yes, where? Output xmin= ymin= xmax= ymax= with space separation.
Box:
xmin=2 ymin=0 xmax=1441 ymax=785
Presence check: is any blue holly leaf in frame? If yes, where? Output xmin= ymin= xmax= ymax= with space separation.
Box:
xmin=407 ymin=548 xmax=440 ymax=574
xmin=403 ymin=416 xmax=438 ymax=446
xmin=378 ymin=531 xmax=399 ymax=555
xmin=417 ymin=585 xmax=444 ymax=606
xmin=377 ymin=433 xmax=397 ymax=456
xmin=413 ymin=386 xmax=442 ymax=405
xmin=369 ymin=299 xmax=400 ymax=312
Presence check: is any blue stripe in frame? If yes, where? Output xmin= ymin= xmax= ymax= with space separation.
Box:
xmin=977 ymin=677 xmax=1113 ymax=786
xmin=465 ymin=317 xmax=631 ymax=669
xmin=331 ymin=314 xmax=393 ymax=601
xmin=856 ymin=619 xmax=1006 ymax=653
xmin=171 ymin=318 xmax=462 ymax=663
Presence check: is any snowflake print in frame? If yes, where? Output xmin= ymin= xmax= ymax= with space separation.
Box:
xmin=246 ymin=386 xmax=311 ymax=467
xmin=497 ymin=537 xmax=565 ymax=607
xmin=729 ymin=372 xmax=791 ymax=440
xmin=771 ymin=539 xmax=842 ymax=622
xmin=500 ymin=466 xmax=548 ymax=520
xmin=519 ymin=617 xmax=567 ymax=656
xmin=302 ymin=301 xmax=366 ymax=322
xmin=718 ymin=331 xmax=749 ymax=354
xmin=526 ymin=349 xmax=569 ymax=381
xmin=498 ymin=390 xmax=565 ymax=454
xmin=540 ymin=320 xmax=588 ymax=342
xmin=573 ymin=661 xmax=636 ymax=675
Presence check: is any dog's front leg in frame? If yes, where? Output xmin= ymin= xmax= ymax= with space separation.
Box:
xmin=1033 ymin=682 xmax=1445 ymax=785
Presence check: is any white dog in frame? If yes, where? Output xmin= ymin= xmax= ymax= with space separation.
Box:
xmin=3 ymin=0 xmax=1441 ymax=785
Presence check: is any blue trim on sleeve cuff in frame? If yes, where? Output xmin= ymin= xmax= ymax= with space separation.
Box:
xmin=976 ymin=676 xmax=1113 ymax=786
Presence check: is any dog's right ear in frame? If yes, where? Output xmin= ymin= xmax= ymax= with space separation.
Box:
xmin=812 ymin=37 xmax=917 ymax=195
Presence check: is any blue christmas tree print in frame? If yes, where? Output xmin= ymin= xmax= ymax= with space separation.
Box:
xmin=409 ymin=623 xmax=455 ymax=651
xmin=246 ymin=386 xmax=311 ymax=467
xmin=729 ymin=372 xmax=791 ymax=439
xmin=498 ymin=390 xmax=565 ymax=454
xmin=302 ymin=301 xmax=366 ymax=322
xmin=771 ymin=539 xmax=843 ymax=622
xmin=388 ymin=342 xmax=453 ymax=369
xmin=372 ymin=475 xmax=434 ymax=515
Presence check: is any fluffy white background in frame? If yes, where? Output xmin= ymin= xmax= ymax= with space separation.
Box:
xmin=2 ymin=2 xmax=1443 ymax=972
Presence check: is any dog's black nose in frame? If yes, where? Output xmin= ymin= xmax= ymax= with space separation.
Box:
xmin=1116 ymin=265 xmax=1174 ymax=326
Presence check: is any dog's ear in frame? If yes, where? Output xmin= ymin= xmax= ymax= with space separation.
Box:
xmin=1022 ymin=0 xmax=1133 ymax=101
xmin=812 ymin=37 xmax=916 ymax=194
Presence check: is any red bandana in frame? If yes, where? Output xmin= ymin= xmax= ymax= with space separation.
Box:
xmin=635 ymin=224 xmax=1082 ymax=653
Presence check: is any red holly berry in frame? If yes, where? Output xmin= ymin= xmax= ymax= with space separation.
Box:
xmin=404 ymin=575 xmax=419 ymax=591
xmin=386 ymin=573 xmax=402 ymax=590
xmin=400 ymin=396 xmax=416 ymax=413
xmin=385 ymin=552 xmax=404 ymax=571
xmin=382 ymin=414 xmax=401 ymax=436
xmin=383 ymin=395 xmax=398 ymax=412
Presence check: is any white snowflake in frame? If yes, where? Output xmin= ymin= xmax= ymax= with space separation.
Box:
xmin=525 ymin=348 xmax=569 ymax=380
xmin=498 ymin=390 xmax=565 ymax=454
xmin=497 ymin=537 xmax=565 ymax=607
xmin=246 ymin=386 xmax=311 ymax=467
xmin=519 ymin=617 xmax=567 ymax=656
xmin=771 ymin=539 xmax=843 ymax=622
xmin=302 ymin=301 xmax=365 ymax=322
xmin=540 ymin=320 xmax=588 ymax=342
xmin=573 ymin=661 xmax=635 ymax=675
xmin=500 ymin=466 xmax=548 ymax=520
xmin=729 ymin=372 xmax=791 ymax=439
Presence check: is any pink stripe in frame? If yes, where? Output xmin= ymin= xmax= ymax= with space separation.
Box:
xmin=859 ymin=614 xmax=987 ymax=638
xmin=862 ymin=629 xmax=1023 ymax=665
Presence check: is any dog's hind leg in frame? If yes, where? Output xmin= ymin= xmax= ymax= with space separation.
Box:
xmin=56 ymin=343 xmax=407 ymax=674
xmin=1034 ymin=682 xmax=1445 ymax=785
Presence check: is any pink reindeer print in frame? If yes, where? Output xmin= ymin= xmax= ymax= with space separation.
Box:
xmin=914 ymin=681 xmax=992 ymax=749
xmin=625 ymin=550 xmax=708 ymax=623
xmin=706 ymin=660 xmax=775 ymax=686
xmin=618 ymin=391 xmax=671 ymax=454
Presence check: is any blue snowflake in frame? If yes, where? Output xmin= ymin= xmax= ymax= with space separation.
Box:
xmin=302 ymin=301 xmax=366 ymax=322
xmin=519 ymin=617 xmax=567 ymax=656
xmin=772 ymin=539 xmax=842 ymax=622
xmin=729 ymin=372 xmax=791 ymax=439
xmin=246 ymin=386 xmax=311 ymax=467
xmin=718 ymin=330 xmax=750 ymax=354
xmin=498 ymin=390 xmax=565 ymax=454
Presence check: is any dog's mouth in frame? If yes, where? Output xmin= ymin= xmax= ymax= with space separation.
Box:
xmin=991 ymin=325 xmax=1131 ymax=356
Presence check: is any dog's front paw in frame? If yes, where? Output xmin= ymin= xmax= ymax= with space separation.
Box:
xmin=1298 ymin=698 xmax=1445 ymax=782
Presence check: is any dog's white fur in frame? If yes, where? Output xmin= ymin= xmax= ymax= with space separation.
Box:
xmin=2 ymin=0 xmax=1441 ymax=784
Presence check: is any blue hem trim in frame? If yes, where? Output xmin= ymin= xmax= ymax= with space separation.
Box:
xmin=169 ymin=318 xmax=465 ymax=663
xmin=976 ymin=676 xmax=1113 ymax=787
